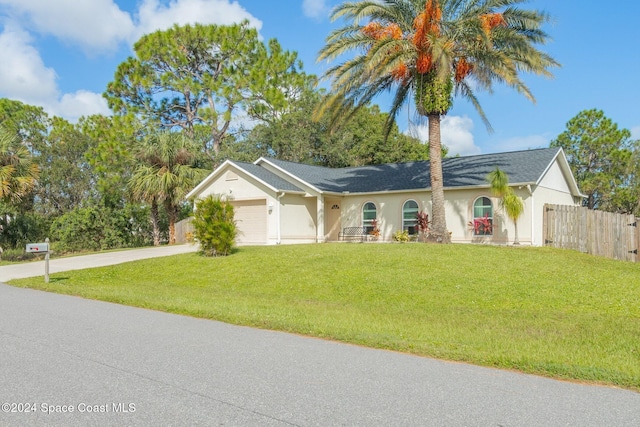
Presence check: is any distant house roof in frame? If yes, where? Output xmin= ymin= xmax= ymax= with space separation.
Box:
xmin=256 ymin=147 xmax=567 ymax=193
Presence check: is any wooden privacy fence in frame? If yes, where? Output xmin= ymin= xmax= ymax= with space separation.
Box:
xmin=174 ymin=217 xmax=194 ymax=244
xmin=543 ymin=204 xmax=639 ymax=262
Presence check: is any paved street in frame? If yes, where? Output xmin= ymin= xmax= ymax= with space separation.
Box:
xmin=1 ymin=276 xmax=639 ymax=426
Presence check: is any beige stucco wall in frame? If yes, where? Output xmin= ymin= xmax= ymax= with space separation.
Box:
xmin=337 ymin=192 xmax=430 ymax=240
xmin=198 ymin=168 xmax=271 ymax=201
xmin=279 ymin=194 xmax=317 ymax=244
xmin=444 ymin=187 xmax=534 ymax=245
xmin=335 ymin=188 xmax=536 ymax=245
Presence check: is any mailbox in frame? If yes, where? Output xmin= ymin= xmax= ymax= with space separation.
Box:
xmin=26 ymin=243 xmax=49 ymax=253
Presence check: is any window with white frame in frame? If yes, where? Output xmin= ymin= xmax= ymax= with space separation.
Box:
xmin=362 ymin=202 xmax=377 ymax=233
xmin=402 ymin=200 xmax=419 ymax=235
xmin=472 ymin=197 xmax=493 ymax=235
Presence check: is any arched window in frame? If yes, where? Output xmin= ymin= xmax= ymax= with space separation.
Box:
xmin=472 ymin=197 xmax=493 ymax=235
xmin=402 ymin=200 xmax=419 ymax=235
xmin=362 ymin=202 xmax=377 ymax=233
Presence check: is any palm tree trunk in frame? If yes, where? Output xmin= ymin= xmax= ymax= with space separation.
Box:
xmin=513 ymin=221 xmax=520 ymax=245
xmin=165 ymin=201 xmax=178 ymax=245
xmin=427 ymin=114 xmax=450 ymax=243
xmin=151 ymin=198 xmax=160 ymax=246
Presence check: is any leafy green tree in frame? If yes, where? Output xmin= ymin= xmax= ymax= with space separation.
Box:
xmin=0 ymin=209 xmax=49 ymax=250
xmin=80 ymin=114 xmax=140 ymax=209
xmin=129 ymin=132 xmax=209 ymax=244
xmin=0 ymin=99 xmax=50 ymax=152
xmin=318 ymin=0 xmax=558 ymax=242
xmin=551 ymin=109 xmax=638 ymax=212
xmin=243 ymin=90 xmax=429 ymax=167
xmin=623 ymin=144 xmax=640 ymax=216
xmin=334 ymin=103 xmax=430 ymax=166
xmin=33 ymin=117 xmax=95 ymax=215
xmin=105 ymin=22 xmax=312 ymax=157
xmin=50 ymin=205 xmax=138 ymax=253
xmin=192 ymin=195 xmax=237 ymax=257
xmin=488 ymin=168 xmax=524 ymax=244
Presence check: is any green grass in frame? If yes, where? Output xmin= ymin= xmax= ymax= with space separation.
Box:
xmin=9 ymin=243 xmax=640 ymax=390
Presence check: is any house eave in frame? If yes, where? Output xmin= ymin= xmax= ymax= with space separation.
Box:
xmin=321 ymin=182 xmax=540 ymax=197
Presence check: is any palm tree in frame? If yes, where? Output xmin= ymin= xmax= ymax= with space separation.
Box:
xmin=129 ymin=132 xmax=209 ymax=245
xmin=129 ymin=170 xmax=162 ymax=246
xmin=0 ymin=126 xmax=39 ymax=204
xmin=502 ymin=191 xmax=524 ymax=244
xmin=488 ymin=167 xmax=524 ymax=244
xmin=318 ymin=0 xmax=559 ymax=242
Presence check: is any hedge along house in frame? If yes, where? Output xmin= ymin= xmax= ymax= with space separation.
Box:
xmin=186 ymin=147 xmax=584 ymax=246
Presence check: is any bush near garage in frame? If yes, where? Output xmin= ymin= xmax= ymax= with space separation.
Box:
xmin=192 ymin=196 xmax=237 ymax=257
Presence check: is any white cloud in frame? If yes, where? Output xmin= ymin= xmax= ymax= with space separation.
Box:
xmin=0 ymin=0 xmax=263 ymax=53
xmin=53 ymin=91 xmax=111 ymax=122
xmin=0 ymin=25 xmax=58 ymax=103
xmin=302 ymin=0 xmax=329 ymax=19
xmin=134 ymin=0 xmax=262 ymax=40
xmin=631 ymin=126 xmax=640 ymax=140
xmin=0 ymin=0 xmax=134 ymax=53
xmin=408 ymin=115 xmax=481 ymax=157
xmin=0 ymin=25 xmax=109 ymax=122
xmin=441 ymin=116 xmax=480 ymax=156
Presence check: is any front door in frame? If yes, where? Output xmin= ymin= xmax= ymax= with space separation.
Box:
xmin=325 ymin=198 xmax=341 ymax=241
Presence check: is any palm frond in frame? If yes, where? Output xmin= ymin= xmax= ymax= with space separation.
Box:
xmin=318 ymin=0 xmax=559 ymax=135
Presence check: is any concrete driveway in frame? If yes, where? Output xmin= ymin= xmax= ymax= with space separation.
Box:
xmin=0 ymin=244 xmax=198 ymax=282
xmin=1 ymin=246 xmax=639 ymax=426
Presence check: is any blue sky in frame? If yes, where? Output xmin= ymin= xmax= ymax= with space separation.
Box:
xmin=0 ymin=0 xmax=638 ymax=156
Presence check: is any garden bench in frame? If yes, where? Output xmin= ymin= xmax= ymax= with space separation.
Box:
xmin=339 ymin=226 xmax=370 ymax=242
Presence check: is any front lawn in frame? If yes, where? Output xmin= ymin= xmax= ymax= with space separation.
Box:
xmin=9 ymin=243 xmax=640 ymax=390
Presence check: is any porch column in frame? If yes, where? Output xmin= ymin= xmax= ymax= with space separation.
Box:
xmin=316 ymin=196 xmax=325 ymax=243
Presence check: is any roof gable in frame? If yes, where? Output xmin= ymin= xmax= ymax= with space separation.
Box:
xmin=186 ymin=159 xmax=304 ymax=199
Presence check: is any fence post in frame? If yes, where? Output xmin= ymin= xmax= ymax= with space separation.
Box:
xmin=636 ymin=217 xmax=640 ymax=263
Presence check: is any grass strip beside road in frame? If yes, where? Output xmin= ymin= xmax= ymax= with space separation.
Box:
xmin=9 ymin=243 xmax=640 ymax=390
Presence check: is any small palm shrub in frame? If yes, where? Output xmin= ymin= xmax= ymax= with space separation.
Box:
xmin=192 ymin=196 xmax=237 ymax=257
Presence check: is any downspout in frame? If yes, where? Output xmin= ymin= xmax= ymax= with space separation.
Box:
xmin=526 ymin=185 xmax=534 ymax=245
xmin=276 ymin=192 xmax=284 ymax=244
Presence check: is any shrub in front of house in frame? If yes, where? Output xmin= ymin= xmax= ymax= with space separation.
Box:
xmin=392 ymin=230 xmax=410 ymax=242
xmin=50 ymin=205 xmax=134 ymax=253
xmin=192 ymin=196 xmax=237 ymax=257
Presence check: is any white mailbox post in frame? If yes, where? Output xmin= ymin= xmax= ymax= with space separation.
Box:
xmin=26 ymin=238 xmax=50 ymax=283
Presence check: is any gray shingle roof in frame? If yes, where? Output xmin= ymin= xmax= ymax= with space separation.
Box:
xmin=232 ymin=161 xmax=304 ymax=192
xmin=257 ymin=147 xmax=561 ymax=193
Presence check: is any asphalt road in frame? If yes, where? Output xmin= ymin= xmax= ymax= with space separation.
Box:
xmin=1 ymin=248 xmax=639 ymax=426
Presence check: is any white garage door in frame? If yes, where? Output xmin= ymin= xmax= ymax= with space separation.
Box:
xmin=232 ymin=199 xmax=267 ymax=245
